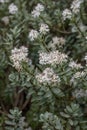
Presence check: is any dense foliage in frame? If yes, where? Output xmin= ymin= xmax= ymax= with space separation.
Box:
xmin=0 ymin=0 xmax=87 ymax=130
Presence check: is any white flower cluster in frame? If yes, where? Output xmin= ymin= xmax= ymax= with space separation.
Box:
xmin=31 ymin=3 xmax=44 ymax=18
xmin=36 ymin=67 xmax=60 ymax=84
xmin=69 ymin=61 xmax=82 ymax=69
xmin=49 ymin=36 xmax=65 ymax=49
xmin=72 ymin=89 xmax=87 ymax=99
xmin=62 ymin=0 xmax=84 ymax=20
xmin=71 ymin=0 xmax=83 ymax=14
xmin=29 ymin=23 xmax=49 ymax=41
xmin=39 ymin=23 xmax=49 ymax=34
xmin=28 ymin=30 xmax=39 ymax=41
xmin=70 ymin=71 xmax=85 ymax=83
xmin=10 ymin=46 xmax=29 ymax=71
xmin=8 ymin=3 xmax=18 ymax=14
xmin=39 ymin=50 xmax=68 ymax=65
xmin=62 ymin=9 xmax=72 ymax=20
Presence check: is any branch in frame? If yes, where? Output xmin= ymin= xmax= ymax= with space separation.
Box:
xmin=21 ymin=96 xmax=32 ymax=110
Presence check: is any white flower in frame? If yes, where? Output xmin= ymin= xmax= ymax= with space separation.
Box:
xmin=2 ymin=16 xmax=9 ymax=25
xmin=36 ymin=67 xmax=60 ymax=84
xmin=53 ymin=37 xmax=65 ymax=46
xmin=31 ymin=9 xmax=40 ymax=18
xmin=31 ymin=3 xmax=44 ymax=18
xmin=35 ymin=3 xmax=44 ymax=12
xmin=8 ymin=3 xmax=18 ymax=14
xmin=79 ymin=23 xmax=87 ymax=32
xmin=71 ymin=0 xmax=83 ymax=14
xmin=10 ymin=46 xmax=30 ymax=71
xmin=70 ymin=71 xmax=86 ymax=84
xmin=69 ymin=61 xmax=82 ymax=69
xmin=39 ymin=50 xmax=68 ymax=65
xmin=39 ymin=23 xmax=49 ymax=34
xmin=28 ymin=29 xmax=39 ymax=41
xmin=49 ymin=37 xmax=65 ymax=49
xmin=85 ymin=36 xmax=87 ymax=40
xmin=84 ymin=55 xmax=87 ymax=61
xmin=62 ymin=9 xmax=72 ymax=20
xmin=73 ymin=71 xmax=85 ymax=79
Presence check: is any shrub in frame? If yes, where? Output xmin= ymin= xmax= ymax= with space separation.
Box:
xmin=0 ymin=0 xmax=87 ymax=130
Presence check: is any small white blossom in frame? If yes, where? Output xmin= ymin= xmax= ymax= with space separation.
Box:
xmin=71 ymin=0 xmax=83 ymax=14
xmin=49 ymin=37 xmax=65 ymax=49
xmin=69 ymin=61 xmax=82 ymax=69
xmin=35 ymin=3 xmax=44 ymax=12
xmin=73 ymin=71 xmax=85 ymax=79
xmin=85 ymin=36 xmax=87 ymax=40
xmin=39 ymin=50 xmax=68 ymax=65
xmin=70 ymin=71 xmax=86 ymax=84
xmin=10 ymin=46 xmax=30 ymax=71
xmin=53 ymin=37 xmax=65 ymax=46
xmin=39 ymin=23 xmax=49 ymax=34
xmin=8 ymin=3 xmax=18 ymax=14
xmin=28 ymin=29 xmax=39 ymax=41
xmin=31 ymin=3 xmax=44 ymax=18
xmin=62 ymin=9 xmax=72 ymax=20
xmin=79 ymin=24 xmax=87 ymax=32
xmin=84 ymin=55 xmax=87 ymax=61
xmin=31 ymin=9 xmax=40 ymax=18
xmin=1 ymin=16 xmax=9 ymax=25
xmin=36 ymin=67 xmax=60 ymax=84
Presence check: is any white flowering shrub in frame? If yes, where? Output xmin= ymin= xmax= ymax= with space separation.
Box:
xmin=0 ymin=0 xmax=87 ymax=130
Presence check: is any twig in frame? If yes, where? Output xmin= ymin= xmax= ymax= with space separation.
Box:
xmin=21 ymin=96 xmax=32 ymax=110
xmin=19 ymin=93 xmax=24 ymax=109
xmin=14 ymin=92 xmax=21 ymax=107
